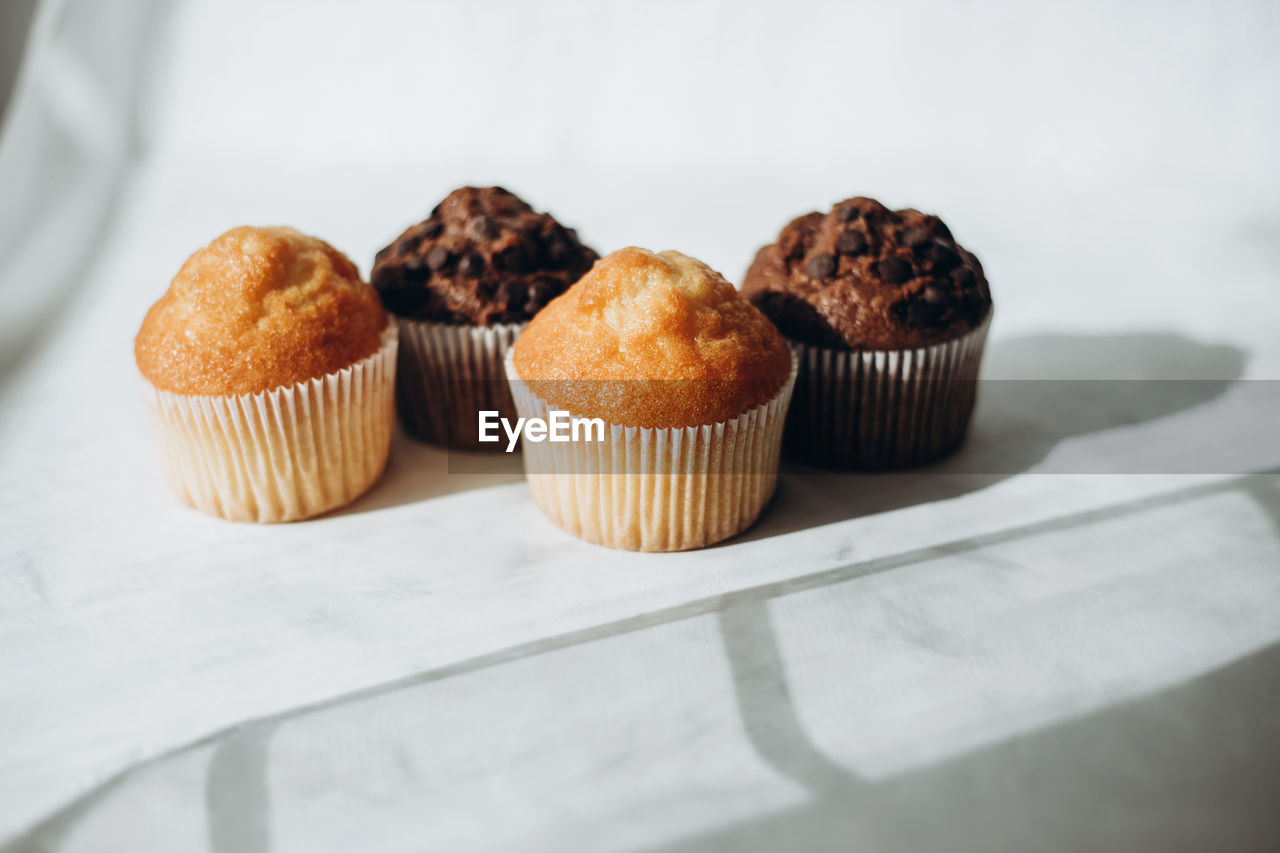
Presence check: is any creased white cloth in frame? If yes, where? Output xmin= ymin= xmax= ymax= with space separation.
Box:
xmin=2 ymin=1 xmax=1280 ymax=851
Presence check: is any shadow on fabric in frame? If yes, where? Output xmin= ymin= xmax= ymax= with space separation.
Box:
xmin=740 ymin=330 xmax=1249 ymax=544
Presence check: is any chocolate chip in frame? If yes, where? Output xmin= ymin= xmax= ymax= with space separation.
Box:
xmin=374 ymin=245 xmax=395 ymax=265
xmin=402 ymin=254 xmax=428 ymax=273
xmin=923 ymin=242 xmax=960 ymax=271
xmin=806 ymin=253 xmax=837 ymax=279
xmin=836 ymin=229 xmax=867 ymax=255
xmin=546 ymin=229 xmax=575 ymax=266
xmin=426 ymin=246 xmax=452 ymax=271
xmin=876 ymin=257 xmax=913 ymax=283
xmin=525 ymin=276 xmax=560 ymax=314
xmin=921 ymin=284 xmax=953 ymax=305
xmin=457 ymin=251 xmax=485 ymax=277
xmin=380 ymin=281 xmax=428 ymax=316
xmin=494 ymin=277 xmax=522 ymax=305
xmin=905 ymin=301 xmax=944 ymax=326
xmin=902 ymin=227 xmax=931 ymax=253
xmin=754 ymin=290 xmax=845 ymax=349
xmin=836 ymin=204 xmax=860 ymax=222
xmin=420 ymin=219 xmax=443 ymax=239
xmin=961 ymin=291 xmax=988 ymax=317
xmin=492 ymin=244 xmax=528 ymax=273
xmin=391 ymin=235 xmax=421 ymax=257
xmin=473 ymin=216 xmax=500 ymax=239
xmin=571 ymin=248 xmax=598 ymax=276
xmin=951 ymin=266 xmax=976 ymax=288
xmin=371 ymin=264 xmax=403 ymax=293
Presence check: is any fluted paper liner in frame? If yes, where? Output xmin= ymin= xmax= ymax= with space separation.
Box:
xmin=141 ymin=326 xmax=398 ymax=523
xmin=504 ymin=351 xmax=799 ymax=552
xmin=396 ymin=319 xmax=524 ymax=448
xmin=788 ymin=312 xmax=991 ymax=469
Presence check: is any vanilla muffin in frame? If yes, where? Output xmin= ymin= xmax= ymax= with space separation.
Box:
xmin=506 ymin=247 xmax=797 ymax=551
xmin=136 ymin=226 xmax=398 ymax=522
xmin=372 ymin=186 xmax=597 ymax=448
xmin=744 ymin=196 xmax=992 ymax=469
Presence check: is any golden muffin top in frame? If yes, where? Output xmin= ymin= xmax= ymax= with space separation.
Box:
xmin=512 ymin=247 xmax=792 ymax=428
xmin=136 ymin=226 xmax=387 ymax=396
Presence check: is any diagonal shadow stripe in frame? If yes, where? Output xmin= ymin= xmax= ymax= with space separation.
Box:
xmin=206 ymin=720 xmax=277 ymax=853
xmin=4 ymin=468 xmax=1278 ymax=850
xmin=717 ymin=602 xmax=859 ymax=796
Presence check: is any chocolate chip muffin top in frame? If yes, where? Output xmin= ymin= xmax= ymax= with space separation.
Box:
xmin=741 ymin=197 xmax=991 ymax=350
xmin=371 ymin=186 xmax=598 ymax=326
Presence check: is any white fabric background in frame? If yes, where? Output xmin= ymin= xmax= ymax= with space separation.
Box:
xmin=1 ymin=1 xmax=1279 ymax=850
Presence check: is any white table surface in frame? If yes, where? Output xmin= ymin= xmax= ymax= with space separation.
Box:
xmin=2 ymin=1 xmax=1279 ymax=851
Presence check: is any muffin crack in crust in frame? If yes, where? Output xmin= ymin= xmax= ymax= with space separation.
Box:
xmin=135 ymin=226 xmax=388 ymax=396
xmin=742 ymin=196 xmax=992 ymax=350
xmin=371 ymin=186 xmax=598 ymax=325
xmin=513 ymin=247 xmax=793 ymax=428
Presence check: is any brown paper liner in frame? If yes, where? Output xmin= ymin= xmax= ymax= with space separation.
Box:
xmin=787 ymin=312 xmax=991 ymax=469
xmin=395 ymin=319 xmax=524 ymax=449
xmin=141 ymin=326 xmax=398 ymax=523
xmin=504 ymin=351 xmax=799 ymax=552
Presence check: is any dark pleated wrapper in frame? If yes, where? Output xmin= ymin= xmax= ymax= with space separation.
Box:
xmin=395 ymin=319 xmax=524 ymax=450
xmin=786 ymin=311 xmax=992 ymax=469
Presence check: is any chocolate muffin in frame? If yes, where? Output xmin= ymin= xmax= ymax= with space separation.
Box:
xmin=743 ymin=197 xmax=990 ymax=349
xmin=744 ymin=197 xmax=993 ymax=469
xmin=372 ymin=186 xmax=597 ymax=325
xmin=371 ymin=187 xmax=598 ymax=448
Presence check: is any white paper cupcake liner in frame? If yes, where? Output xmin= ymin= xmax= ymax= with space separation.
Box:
xmin=504 ymin=350 xmax=799 ymax=552
xmin=141 ymin=326 xmax=398 ymax=523
xmin=788 ymin=311 xmax=991 ymax=469
xmin=395 ymin=319 xmax=524 ymax=449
